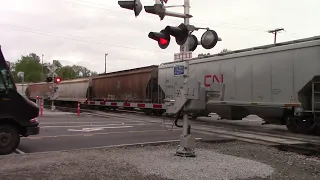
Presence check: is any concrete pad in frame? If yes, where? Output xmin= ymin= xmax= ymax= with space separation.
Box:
xmin=110 ymin=146 xmax=275 ymax=180
xmin=0 ymin=143 xmax=275 ymax=180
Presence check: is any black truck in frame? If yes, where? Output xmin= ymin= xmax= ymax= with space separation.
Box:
xmin=0 ymin=46 xmax=40 ymax=155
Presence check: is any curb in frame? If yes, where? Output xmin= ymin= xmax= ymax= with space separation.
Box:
xmin=14 ymin=138 xmax=203 ymax=155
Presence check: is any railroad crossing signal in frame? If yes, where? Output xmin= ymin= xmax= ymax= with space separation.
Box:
xmin=148 ymin=29 xmax=171 ymax=49
xmin=47 ymin=64 xmax=58 ymax=78
xmin=46 ymin=64 xmax=59 ymax=83
xmin=165 ymin=23 xmax=189 ymax=45
xmin=55 ymin=77 xmax=61 ymax=84
xmin=201 ymin=30 xmax=219 ymax=49
xmin=118 ymin=0 xmax=191 ymax=20
xmin=117 ymin=0 xmax=220 ymax=51
xmin=144 ymin=4 xmax=166 ymax=20
xmin=118 ymin=0 xmax=143 ymax=17
xmin=148 ymin=23 xmax=189 ymax=49
xmin=148 ymin=23 xmax=220 ymax=51
xmin=45 ymin=76 xmax=53 ymax=83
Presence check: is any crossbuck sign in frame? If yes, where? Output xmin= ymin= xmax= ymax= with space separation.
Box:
xmin=47 ymin=64 xmax=58 ymax=77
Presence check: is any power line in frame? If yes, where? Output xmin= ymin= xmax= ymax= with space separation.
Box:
xmin=0 ymin=23 xmax=174 ymax=54
xmin=267 ymin=28 xmax=285 ymax=44
xmin=45 ymin=0 xmax=269 ymax=32
xmin=56 ymin=0 xmax=268 ymax=31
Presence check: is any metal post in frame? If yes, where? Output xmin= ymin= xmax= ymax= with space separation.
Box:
xmin=51 ymin=81 xmax=55 ymax=111
xmin=105 ymin=53 xmax=108 ymax=73
xmin=21 ymin=77 xmax=24 ymax=97
xmin=175 ymin=0 xmax=195 ymax=157
xmin=77 ymin=101 xmax=80 ymax=116
xmin=40 ymin=98 xmax=43 ymax=116
xmin=41 ymin=54 xmax=44 ymax=80
xmin=51 ymin=63 xmax=55 ymax=111
xmin=182 ymin=0 xmax=190 ymax=137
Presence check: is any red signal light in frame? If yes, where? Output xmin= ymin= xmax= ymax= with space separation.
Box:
xmin=148 ymin=30 xmax=170 ymax=49
xmin=159 ymin=38 xmax=168 ymax=45
xmin=55 ymin=77 xmax=61 ymax=84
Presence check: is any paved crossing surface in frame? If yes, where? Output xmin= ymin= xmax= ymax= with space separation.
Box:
xmin=17 ymin=109 xmax=209 ymax=153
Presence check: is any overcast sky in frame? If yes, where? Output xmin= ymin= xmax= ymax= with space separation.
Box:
xmin=1 ymin=0 xmax=319 ymax=74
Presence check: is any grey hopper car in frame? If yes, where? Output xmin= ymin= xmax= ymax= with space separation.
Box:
xmin=56 ymin=77 xmax=90 ymax=102
xmin=158 ymin=35 xmax=320 ymax=135
xmin=15 ymin=83 xmax=28 ymax=97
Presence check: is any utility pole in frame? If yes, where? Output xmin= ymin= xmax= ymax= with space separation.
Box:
xmin=41 ymin=54 xmax=44 ymax=81
xmin=268 ymin=28 xmax=284 ymax=44
xmin=105 ymin=53 xmax=108 ymax=73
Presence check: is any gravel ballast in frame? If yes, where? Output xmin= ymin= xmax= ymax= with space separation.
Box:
xmin=0 ymin=141 xmax=319 ymax=180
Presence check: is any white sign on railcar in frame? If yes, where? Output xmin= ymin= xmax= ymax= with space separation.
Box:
xmin=173 ymin=65 xmax=185 ymax=76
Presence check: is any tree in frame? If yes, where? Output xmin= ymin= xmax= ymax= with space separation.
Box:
xmin=11 ymin=53 xmax=97 ymax=82
xmin=57 ymin=66 xmax=77 ymax=80
xmin=28 ymin=53 xmax=41 ymax=63
xmin=90 ymin=71 xmax=98 ymax=77
xmin=220 ymin=48 xmax=232 ymax=53
xmin=72 ymin=65 xmax=96 ymax=77
xmin=52 ymin=60 xmax=62 ymax=69
xmin=198 ymin=49 xmax=232 ymax=57
xmin=198 ymin=53 xmax=211 ymax=57
xmin=13 ymin=53 xmax=43 ymax=82
xmin=6 ymin=61 xmax=15 ymax=72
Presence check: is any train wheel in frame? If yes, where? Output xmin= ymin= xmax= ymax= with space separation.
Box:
xmin=144 ymin=110 xmax=152 ymax=116
xmin=285 ymin=116 xmax=300 ymax=133
xmin=286 ymin=116 xmax=316 ymax=134
xmin=188 ymin=113 xmax=198 ymax=120
xmin=154 ymin=110 xmax=164 ymax=116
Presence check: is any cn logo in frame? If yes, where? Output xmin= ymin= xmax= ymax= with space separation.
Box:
xmin=204 ymin=74 xmax=224 ymax=87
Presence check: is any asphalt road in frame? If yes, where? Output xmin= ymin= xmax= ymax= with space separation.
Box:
xmin=17 ymin=110 xmax=208 ymax=153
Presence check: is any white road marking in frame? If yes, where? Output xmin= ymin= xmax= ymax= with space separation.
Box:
xmin=15 ymin=149 xmax=25 ymax=154
xmin=68 ymin=126 xmax=133 ymax=132
xmin=39 ymin=121 xmax=143 ymax=124
xmin=41 ymin=123 xmax=144 ymax=128
xmin=242 ymin=119 xmax=263 ymax=122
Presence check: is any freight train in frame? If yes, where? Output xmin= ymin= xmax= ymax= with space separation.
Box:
xmin=25 ymin=65 xmax=168 ymax=116
xmin=23 ymin=35 xmax=320 ymax=135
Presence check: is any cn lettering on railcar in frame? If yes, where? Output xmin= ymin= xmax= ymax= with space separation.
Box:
xmin=204 ymin=74 xmax=224 ymax=87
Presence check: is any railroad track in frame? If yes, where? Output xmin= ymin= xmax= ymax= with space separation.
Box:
xmin=46 ymin=105 xmax=320 ymax=157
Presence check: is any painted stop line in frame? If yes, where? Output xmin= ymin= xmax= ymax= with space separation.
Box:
xmin=68 ymin=126 xmax=133 ymax=132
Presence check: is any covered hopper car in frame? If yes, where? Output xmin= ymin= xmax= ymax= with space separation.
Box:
xmin=26 ymin=82 xmax=51 ymax=100
xmin=26 ymin=65 xmax=166 ymax=115
xmin=15 ymin=83 xmax=28 ymax=97
xmin=159 ymin=35 xmax=320 ymax=134
xmin=56 ymin=77 xmax=90 ymax=102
